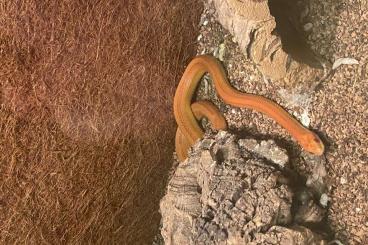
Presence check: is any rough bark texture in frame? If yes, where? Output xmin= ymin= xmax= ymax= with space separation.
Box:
xmin=160 ymin=131 xmax=327 ymax=244
xmin=206 ymin=0 xmax=324 ymax=89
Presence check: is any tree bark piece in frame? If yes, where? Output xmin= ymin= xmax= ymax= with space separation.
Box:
xmin=160 ymin=131 xmax=327 ymax=244
xmin=206 ymin=0 xmax=324 ymax=89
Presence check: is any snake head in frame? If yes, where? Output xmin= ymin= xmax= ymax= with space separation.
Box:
xmin=301 ymin=132 xmax=325 ymax=156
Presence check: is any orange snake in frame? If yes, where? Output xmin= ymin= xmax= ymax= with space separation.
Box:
xmin=175 ymin=100 xmax=227 ymax=160
xmin=174 ymin=55 xmax=324 ymax=161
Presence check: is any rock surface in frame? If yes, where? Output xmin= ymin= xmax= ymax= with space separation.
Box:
xmin=160 ymin=131 xmax=327 ymax=244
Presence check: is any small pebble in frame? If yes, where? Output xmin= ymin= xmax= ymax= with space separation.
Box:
xmin=218 ymin=43 xmax=226 ymax=61
xmin=300 ymin=110 xmax=311 ymax=127
xmin=320 ymin=193 xmax=329 ymax=207
xmin=340 ymin=177 xmax=347 ymax=185
xmin=303 ymin=23 xmax=313 ymax=32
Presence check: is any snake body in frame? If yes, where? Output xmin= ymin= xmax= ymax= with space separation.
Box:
xmin=174 ymin=55 xmax=324 ymax=160
xmin=175 ymin=100 xmax=227 ymax=161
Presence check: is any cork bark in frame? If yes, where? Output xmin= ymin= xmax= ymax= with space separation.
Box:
xmin=207 ymin=0 xmax=325 ymax=89
xmin=160 ymin=132 xmax=327 ymax=244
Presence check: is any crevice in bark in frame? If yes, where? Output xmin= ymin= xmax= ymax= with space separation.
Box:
xmin=268 ymin=0 xmax=322 ymax=68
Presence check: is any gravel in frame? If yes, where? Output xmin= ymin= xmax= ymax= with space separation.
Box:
xmin=195 ymin=1 xmax=368 ymax=244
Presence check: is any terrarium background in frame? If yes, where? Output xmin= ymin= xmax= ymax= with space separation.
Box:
xmin=0 ymin=0 xmax=202 ymax=243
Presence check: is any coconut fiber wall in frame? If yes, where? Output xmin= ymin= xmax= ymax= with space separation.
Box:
xmin=0 ymin=0 xmax=202 ymax=243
